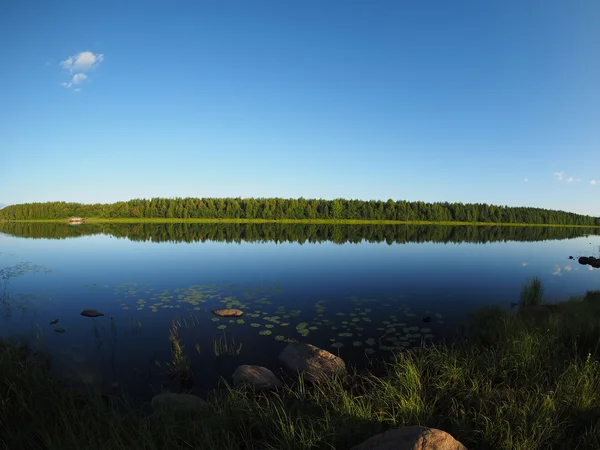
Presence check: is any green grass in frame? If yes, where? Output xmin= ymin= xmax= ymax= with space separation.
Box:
xmin=2 ymin=289 xmax=600 ymax=449
xmin=519 ymin=276 xmax=544 ymax=307
xmin=4 ymin=217 xmax=600 ymax=227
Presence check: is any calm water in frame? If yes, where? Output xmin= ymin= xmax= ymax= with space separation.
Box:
xmin=1 ymin=223 xmax=599 ymax=400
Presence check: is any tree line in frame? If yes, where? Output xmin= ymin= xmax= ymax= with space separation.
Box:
xmin=1 ymin=222 xmax=598 ymax=245
xmin=0 ymin=197 xmax=598 ymax=226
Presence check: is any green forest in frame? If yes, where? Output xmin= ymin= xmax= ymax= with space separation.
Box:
xmin=1 ymin=222 xmax=598 ymax=245
xmin=1 ymin=197 xmax=599 ymax=226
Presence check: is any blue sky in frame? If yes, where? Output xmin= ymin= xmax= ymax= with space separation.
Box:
xmin=1 ymin=1 xmax=599 ymax=215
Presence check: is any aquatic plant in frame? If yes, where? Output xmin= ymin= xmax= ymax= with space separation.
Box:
xmin=212 ymin=334 xmax=243 ymax=357
xmin=165 ymin=320 xmax=191 ymax=381
xmin=520 ymin=276 xmax=544 ymax=307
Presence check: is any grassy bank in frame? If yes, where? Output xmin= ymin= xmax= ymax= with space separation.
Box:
xmin=3 ymin=217 xmax=600 ymax=227
xmin=2 ymin=290 xmax=600 ymax=450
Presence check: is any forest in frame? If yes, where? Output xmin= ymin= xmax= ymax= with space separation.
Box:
xmin=1 ymin=222 xmax=598 ymax=245
xmin=0 ymin=197 xmax=599 ymax=226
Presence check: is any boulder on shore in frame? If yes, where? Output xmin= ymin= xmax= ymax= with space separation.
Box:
xmin=232 ymin=365 xmax=282 ymax=390
xmin=212 ymin=308 xmax=244 ymax=317
xmin=150 ymin=392 xmax=209 ymax=414
xmin=350 ymin=426 xmax=467 ymax=450
xmin=278 ymin=342 xmax=346 ymax=383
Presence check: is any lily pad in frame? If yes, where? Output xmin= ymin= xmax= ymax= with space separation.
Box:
xmin=259 ymin=330 xmax=272 ymax=336
xmin=352 ymin=341 xmax=363 ymax=347
xmin=364 ymin=348 xmax=375 ymax=355
xmin=49 ymin=318 xmax=59 ymax=325
xmin=274 ymin=335 xmax=285 ymax=341
xmin=331 ymin=342 xmax=343 ymax=349
xmin=217 ymin=325 xmax=227 ymax=330
xmin=250 ymin=323 xmax=261 ymax=328
xmin=54 ymin=327 xmax=66 ymax=333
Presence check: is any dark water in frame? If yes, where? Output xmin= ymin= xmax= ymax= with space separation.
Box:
xmin=1 ymin=222 xmax=599 ymax=400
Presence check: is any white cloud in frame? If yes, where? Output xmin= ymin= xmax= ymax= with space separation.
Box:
xmin=591 ymin=180 xmax=598 ymax=185
xmin=566 ymin=177 xmax=574 ymax=183
xmin=564 ymin=265 xmax=572 ymax=272
xmin=59 ymin=51 xmax=102 ymax=90
xmin=523 ymin=178 xmax=529 ymax=183
xmin=521 ymin=262 xmax=528 ymax=267
xmin=553 ymin=172 xmax=565 ymax=181
xmin=552 ymin=265 xmax=562 ymax=276
xmin=61 ymin=72 xmax=87 ymax=89
xmin=60 ymin=51 xmax=103 ymax=72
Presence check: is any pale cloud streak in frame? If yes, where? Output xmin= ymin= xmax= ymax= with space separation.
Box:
xmin=554 ymin=172 xmax=564 ymax=181
xmin=523 ymin=178 xmax=529 ymax=183
xmin=591 ymin=180 xmax=598 ymax=185
xmin=61 ymin=73 xmax=87 ymax=88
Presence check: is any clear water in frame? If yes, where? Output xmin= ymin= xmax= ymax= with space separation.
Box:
xmin=1 ymin=223 xmax=599 ymax=401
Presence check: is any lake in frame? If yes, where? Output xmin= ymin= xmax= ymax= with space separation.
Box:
xmin=1 ymin=222 xmax=599 ymax=401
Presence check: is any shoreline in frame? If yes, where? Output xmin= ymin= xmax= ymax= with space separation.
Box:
xmin=2 ymin=218 xmax=600 ymax=227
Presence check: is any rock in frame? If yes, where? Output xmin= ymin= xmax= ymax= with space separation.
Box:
xmin=212 ymin=308 xmax=244 ymax=317
xmin=232 ymin=365 xmax=283 ymax=390
xmin=80 ymin=309 xmax=104 ymax=318
xmin=578 ymin=256 xmax=600 ymax=268
xmin=278 ymin=342 xmax=346 ymax=382
xmin=151 ymin=392 xmax=209 ymax=414
xmin=350 ymin=426 xmax=467 ymax=450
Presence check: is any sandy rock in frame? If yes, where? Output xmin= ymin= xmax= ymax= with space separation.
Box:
xmin=151 ymin=392 xmax=209 ymax=413
xmin=350 ymin=426 xmax=467 ymax=450
xmin=232 ymin=365 xmax=283 ymax=390
xmin=278 ymin=342 xmax=346 ymax=382
xmin=212 ymin=308 xmax=244 ymax=317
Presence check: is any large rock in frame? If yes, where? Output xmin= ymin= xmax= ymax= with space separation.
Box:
xmin=278 ymin=342 xmax=346 ymax=382
xmin=350 ymin=426 xmax=467 ymax=450
xmin=232 ymin=365 xmax=283 ymax=389
xmin=151 ymin=392 xmax=209 ymax=413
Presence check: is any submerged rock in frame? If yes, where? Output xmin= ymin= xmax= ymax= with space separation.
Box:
xmin=350 ymin=426 xmax=467 ymax=450
xmin=80 ymin=309 xmax=104 ymax=318
xmin=278 ymin=342 xmax=346 ymax=383
xmin=232 ymin=365 xmax=283 ymax=390
xmin=151 ymin=392 xmax=209 ymax=414
xmin=212 ymin=308 xmax=244 ymax=317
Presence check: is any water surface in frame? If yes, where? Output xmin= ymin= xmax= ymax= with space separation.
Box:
xmin=1 ymin=223 xmax=599 ymax=400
